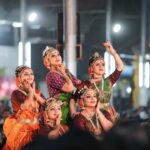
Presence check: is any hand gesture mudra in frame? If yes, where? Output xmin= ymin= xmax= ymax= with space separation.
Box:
xmin=32 ymin=81 xmax=37 ymax=96
xmin=56 ymin=113 xmax=62 ymax=127
xmin=21 ymin=80 xmax=36 ymax=99
xmin=103 ymin=41 xmax=116 ymax=55
xmin=21 ymin=80 xmax=32 ymax=93
xmin=96 ymin=101 xmax=106 ymax=116
xmin=96 ymin=101 xmax=101 ymax=112
xmin=56 ymin=64 xmax=67 ymax=75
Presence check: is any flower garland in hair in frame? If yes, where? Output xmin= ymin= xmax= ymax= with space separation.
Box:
xmin=42 ymin=46 xmax=58 ymax=57
xmin=44 ymin=98 xmax=63 ymax=125
xmin=45 ymin=98 xmax=63 ymax=111
xmin=88 ymin=52 xmax=103 ymax=67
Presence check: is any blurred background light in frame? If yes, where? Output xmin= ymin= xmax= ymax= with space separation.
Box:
xmin=28 ymin=12 xmax=38 ymax=22
xmin=126 ymin=86 xmax=132 ymax=94
xmin=12 ymin=22 xmax=22 ymax=28
xmin=113 ymin=23 xmax=121 ymax=33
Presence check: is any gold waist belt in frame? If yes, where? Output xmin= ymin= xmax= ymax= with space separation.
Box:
xmin=17 ymin=118 xmax=39 ymax=124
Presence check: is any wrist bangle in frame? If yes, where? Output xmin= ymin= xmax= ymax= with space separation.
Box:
xmin=34 ymin=94 xmax=39 ymax=101
xmin=28 ymin=93 xmax=33 ymax=97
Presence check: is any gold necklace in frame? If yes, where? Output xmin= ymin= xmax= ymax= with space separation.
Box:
xmin=91 ymin=78 xmax=104 ymax=92
xmin=82 ymin=110 xmax=100 ymax=129
xmin=32 ymin=100 xmax=39 ymax=113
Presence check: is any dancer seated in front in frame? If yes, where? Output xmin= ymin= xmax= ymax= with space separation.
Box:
xmin=38 ymin=98 xmax=69 ymax=139
xmin=73 ymin=88 xmax=113 ymax=140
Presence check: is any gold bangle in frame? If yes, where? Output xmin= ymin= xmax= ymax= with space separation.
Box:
xmin=34 ymin=94 xmax=39 ymax=101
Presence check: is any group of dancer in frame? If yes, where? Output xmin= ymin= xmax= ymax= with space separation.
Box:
xmin=2 ymin=41 xmax=124 ymax=150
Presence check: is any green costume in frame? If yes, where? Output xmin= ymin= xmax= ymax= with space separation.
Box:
xmin=58 ymin=92 xmax=72 ymax=124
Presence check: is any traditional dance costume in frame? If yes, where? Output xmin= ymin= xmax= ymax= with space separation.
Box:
xmin=3 ymin=89 xmax=41 ymax=150
xmin=46 ymin=70 xmax=78 ymax=124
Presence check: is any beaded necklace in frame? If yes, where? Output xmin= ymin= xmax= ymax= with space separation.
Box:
xmin=91 ymin=78 xmax=104 ymax=92
xmin=82 ymin=110 xmax=100 ymax=130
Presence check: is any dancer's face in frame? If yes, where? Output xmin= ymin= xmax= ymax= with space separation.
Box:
xmin=91 ymin=59 xmax=105 ymax=77
xmin=19 ymin=68 xmax=34 ymax=85
xmin=49 ymin=50 xmax=62 ymax=67
xmin=83 ymin=89 xmax=97 ymax=108
xmin=47 ymin=103 xmax=61 ymax=120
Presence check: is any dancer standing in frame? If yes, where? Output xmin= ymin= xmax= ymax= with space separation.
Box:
xmin=43 ymin=47 xmax=80 ymax=124
xmin=70 ymin=41 xmax=124 ymax=123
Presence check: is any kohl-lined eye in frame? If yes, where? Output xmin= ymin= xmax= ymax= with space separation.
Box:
xmin=102 ymin=63 xmax=105 ymax=66
xmin=24 ymin=73 xmax=34 ymax=76
xmin=85 ymin=95 xmax=92 ymax=98
xmin=51 ymin=54 xmax=56 ymax=58
xmin=57 ymin=107 xmax=61 ymax=110
xmin=50 ymin=108 xmax=55 ymax=111
xmin=95 ymin=63 xmax=100 ymax=66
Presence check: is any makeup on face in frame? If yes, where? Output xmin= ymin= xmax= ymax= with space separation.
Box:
xmin=20 ymin=69 xmax=34 ymax=85
xmin=48 ymin=104 xmax=61 ymax=119
xmin=49 ymin=50 xmax=62 ymax=66
xmin=83 ymin=90 xmax=97 ymax=107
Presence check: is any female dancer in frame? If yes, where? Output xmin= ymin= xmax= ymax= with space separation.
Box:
xmin=73 ymin=88 xmax=113 ymax=140
xmin=38 ymin=98 xmax=69 ymax=139
xmin=43 ymin=46 xmax=80 ymax=124
xmin=3 ymin=65 xmax=45 ymax=150
xmin=70 ymin=41 xmax=124 ymax=123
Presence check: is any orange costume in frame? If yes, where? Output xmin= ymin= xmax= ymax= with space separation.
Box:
xmin=3 ymin=89 xmax=41 ymax=150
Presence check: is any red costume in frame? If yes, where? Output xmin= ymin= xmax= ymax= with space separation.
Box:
xmin=74 ymin=69 xmax=122 ymax=123
xmin=38 ymin=124 xmax=69 ymax=138
xmin=74 ymin=113 xmax=103 ymax=140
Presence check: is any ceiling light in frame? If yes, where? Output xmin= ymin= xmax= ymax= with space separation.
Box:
xmin=28 ymin=12 xmax=37 ymax=22
xmin=113 ymin=24 xmax=121 ymax=33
